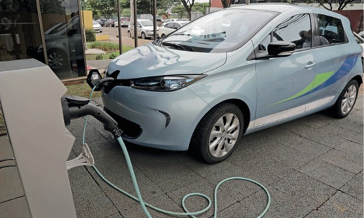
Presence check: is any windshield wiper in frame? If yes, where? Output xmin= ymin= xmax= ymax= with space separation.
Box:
xmin=162 ymin=42 xmax=194 ymax=51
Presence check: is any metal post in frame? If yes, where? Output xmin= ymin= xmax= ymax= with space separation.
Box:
xmin=35 ymin=0 xmax=48 ymax=65
xmin=133 ymin=0 xmax=138 ymax=47
xmin=117 ymin=0 xmax=122 ymax=54
xmin=152 ymin=0 xmax=157 ymax=39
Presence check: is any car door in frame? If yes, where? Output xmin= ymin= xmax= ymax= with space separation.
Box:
xmin=136 ymin=21 xmax=142 ymax=37
xmin=255 ymin=13 xmax=319 ymax=128
xmin=308 ymin=14 xmax=356 ymax=102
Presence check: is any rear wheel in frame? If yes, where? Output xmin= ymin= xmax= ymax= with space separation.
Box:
xmin=329 ymin=80 xmax=359 ymax=118
xmin=190 ymin=103 xmax=243 ymax=163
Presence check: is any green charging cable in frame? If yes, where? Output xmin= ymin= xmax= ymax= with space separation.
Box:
xmin=82 ymin=86 xmax=271 ymax=218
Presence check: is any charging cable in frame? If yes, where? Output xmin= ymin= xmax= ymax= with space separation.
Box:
xmin=82 ymin=86 xmax=271 ymax=218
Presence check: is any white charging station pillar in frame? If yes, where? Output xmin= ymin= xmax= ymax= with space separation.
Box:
xmin=0 ymin=59 xmax=77 ymax=218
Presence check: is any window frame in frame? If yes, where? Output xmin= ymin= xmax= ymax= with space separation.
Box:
xmin=258 ymin=13 xmax=313 ymax=54
xmin=311 ymin=13 xmax=348 ymax=49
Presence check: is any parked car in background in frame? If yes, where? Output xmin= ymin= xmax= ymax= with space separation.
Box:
xmin=358 ymin=31 xmax=364 ymax=39
xmin=93 ymin=20 xmax=102 ymax=33
xmin=115 ymin=17 xmax=130 ymax=27
xmin=353 ymin=32 xmax=364 ymax=71
xmin=127 ymin=19 xmax=159 ymax=39
xmin=104 ymin=19 xmax=115 ymax=27
xmin=158 ymin=21 xmax=189 ymax=38
xmin=99 ymin=5 xmax=362 ymax=163
xmin=96 ymin=19 xmax=106 ymax=27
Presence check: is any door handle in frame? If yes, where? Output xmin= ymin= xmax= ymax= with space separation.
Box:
xmin=305 ymin=62 xmax=315 ymax=69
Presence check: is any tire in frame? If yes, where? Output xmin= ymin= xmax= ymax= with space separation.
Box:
xmin=141 ymin=32 xmax=146 ymax=39
xmin=161 ymin=34 xmax=165 ymax=38
xmin=128 ymin=31 xmax=132 ymax=38
xmin=329 ymin=80 xmax=359 ymax=118
xmin=190 ymin=103 xmax=244 ymax=164
xmin=47 ymin=49 xmax=68 ymax=71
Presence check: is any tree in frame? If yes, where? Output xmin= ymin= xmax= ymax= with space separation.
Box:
xmin=84 ymin=0 xmax=116 ymax=18
xmin=172 ymin=5 xmax=187 ymax=18
xmin=302 ymin=0 xmax=355 ymax=11
xmin=180 ymin=0 xmax=195 ymax=21
xmin=192 ymin=2 xmax=209 ymax=14
xmin=220 ymin=0 xmax=232 ymax=8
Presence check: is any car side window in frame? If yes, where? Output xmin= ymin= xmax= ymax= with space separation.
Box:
xmin=174 ymin=23 xmax=181 ymax=29
xmin=165 ymin=23 xmax=174 ymax=28
xmin=314 ymin=14 xmax=346 ymax=46
xmin=259 ymin=13 xmax=312 ymax=52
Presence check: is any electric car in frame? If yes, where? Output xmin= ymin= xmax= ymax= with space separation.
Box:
xmin=100 ymin=5 xmax=363 ymax=163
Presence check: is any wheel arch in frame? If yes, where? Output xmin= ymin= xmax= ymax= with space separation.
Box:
xmin=350 ymin=75 xmax=363 ymax=86
xmin=189 ymin=98 xmax=251 ymax=148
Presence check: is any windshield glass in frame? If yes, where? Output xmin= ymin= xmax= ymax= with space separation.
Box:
xmin=162 ymin=9 xmax=277 ymax=53
xmin=140 ymin=21 xmax=153 ymax=26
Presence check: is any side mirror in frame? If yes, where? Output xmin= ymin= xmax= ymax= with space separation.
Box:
xmin=138 ymin=25 xmax=141 ymax=28
xmin=87 ymin=69 xmax=102 ymax=91
xmin=268 ymin=41 xmax=295 ymax=56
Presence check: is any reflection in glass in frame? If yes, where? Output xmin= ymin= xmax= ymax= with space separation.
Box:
xmin=0 ymin=0 xmax=43 ymax=62
xmin=39 ymin=0 xmax=86 ymax=79
xmin=0 ymin=101 xmax=5 ymax=137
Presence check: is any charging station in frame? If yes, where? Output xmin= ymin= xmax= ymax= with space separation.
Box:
xmin=0 ymin=59 xmax=78 ymax=218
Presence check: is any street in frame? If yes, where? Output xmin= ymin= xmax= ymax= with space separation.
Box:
xmin=97 ymin=26 xmax=153 ymax=47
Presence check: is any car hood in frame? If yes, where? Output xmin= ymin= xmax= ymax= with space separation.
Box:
xmin=107 ymin=43 xmax=227 ymax=79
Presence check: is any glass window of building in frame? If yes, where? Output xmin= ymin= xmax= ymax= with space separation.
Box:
xmin=0 ymin=0 xmax=86 ymax=80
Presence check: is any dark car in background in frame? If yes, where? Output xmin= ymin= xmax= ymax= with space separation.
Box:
xmin=104 ymin=19 xmax=115 ymax=27
xmin=96 ymin=19 xmax=106 ymax=27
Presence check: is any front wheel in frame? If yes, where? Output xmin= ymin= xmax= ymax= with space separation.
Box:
xmin=190 ymin=103 xmax=244 ymax=164
xmin=329 ymin=80 xmax=359 ymax=118
xmin=141 ymin=32 xmax=146 ymax=39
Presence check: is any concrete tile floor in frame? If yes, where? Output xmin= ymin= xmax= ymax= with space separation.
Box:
xmin=63 ymin=88 xmax=364 ymax=218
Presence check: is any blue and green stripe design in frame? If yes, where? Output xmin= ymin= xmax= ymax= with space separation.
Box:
xmin=270 ymin=54 xmax=359 ymax=106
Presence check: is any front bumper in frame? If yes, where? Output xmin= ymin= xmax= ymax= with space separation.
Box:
xmin=102 ymin=86 xmax=210 ymax=151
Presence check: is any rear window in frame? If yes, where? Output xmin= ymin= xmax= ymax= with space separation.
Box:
xmin=161 ymin=9 xmax=278 ymax=53
xmin=315 ymin=14 xmax=347 ymax=46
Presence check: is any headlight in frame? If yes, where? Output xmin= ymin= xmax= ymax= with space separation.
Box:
xmin=131 ymin=75 xmax=206 ymax=91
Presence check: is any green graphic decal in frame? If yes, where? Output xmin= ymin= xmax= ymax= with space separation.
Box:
xmin=270 ymin=71 xmax=335 ymax=106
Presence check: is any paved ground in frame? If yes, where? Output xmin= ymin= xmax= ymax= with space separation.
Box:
xmin=64 ymin=88 xmax=363 ymax=218
xmin=96 ymin=27 xmax=152 ymax=48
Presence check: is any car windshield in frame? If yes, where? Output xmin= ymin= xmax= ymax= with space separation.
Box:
xmin=140 ymin=21 xmax=153 ymax=26
xmin=93 ymin=21 xmax=98 ymax=25
xmin=162 ymin=9 xmax=278 ymax=53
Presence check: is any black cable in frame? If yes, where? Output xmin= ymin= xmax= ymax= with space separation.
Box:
xmin=0 ymin=158 xmax=14 ymax=163
xmin=0 ymin=165 xmax=16 ymax=169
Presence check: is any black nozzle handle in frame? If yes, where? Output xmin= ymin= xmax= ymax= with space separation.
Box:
xmin=68 ymin=103 xmax=123 ymax=137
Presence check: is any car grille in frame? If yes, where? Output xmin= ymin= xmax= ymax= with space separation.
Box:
xmin=105 ymin=108 xmax=142 ymax=139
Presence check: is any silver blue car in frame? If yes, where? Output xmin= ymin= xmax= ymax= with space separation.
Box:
xmin=100 ymin=5 xmax=363 ymax=163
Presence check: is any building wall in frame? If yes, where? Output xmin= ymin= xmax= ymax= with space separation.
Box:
xmin=335 ymin=10 xmax=363 ymax=33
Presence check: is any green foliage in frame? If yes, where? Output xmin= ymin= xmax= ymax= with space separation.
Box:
xmin=109 ymin=53 xmax=118 ymax=59
xmin=85 ymin=29 xmax=96 ymax=42
xmin=96 ymin=54 xmax=104 ymax=60
xmin=121 ymin=8 xmax=131 ymax=17
xmin=88 ymin=42 xmax=119 ymax=51
xmin=119 ymin=0 xmax=179 ymax=15
xmin=172 ymin=5 xmax=187 ymax=18
xmin=84 ymin=0 xmax=116 ymax=18
xmin=192 ymin=3 xmax=209 ymax=14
